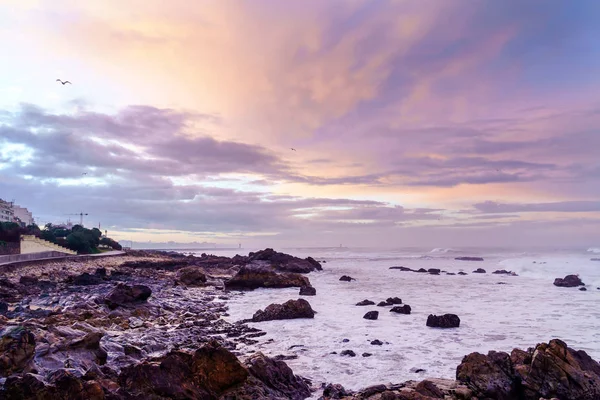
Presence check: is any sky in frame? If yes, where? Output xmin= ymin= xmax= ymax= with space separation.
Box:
xmin=0 ymin=0 xmax=599 ymax=249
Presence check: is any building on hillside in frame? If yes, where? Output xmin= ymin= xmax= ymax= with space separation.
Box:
xmin=0 ymin=198 xmax=14 ymax=223
xmin=13 ymin=205 xmax=35 ymax=226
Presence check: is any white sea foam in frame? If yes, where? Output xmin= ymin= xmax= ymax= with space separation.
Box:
xmin=587 ymin=247 xmax=600 ymax=254
xmin=429 ymin=248 xmax=457 ymax=254
xmin=211 ymin=248 xmax=600 ymax=393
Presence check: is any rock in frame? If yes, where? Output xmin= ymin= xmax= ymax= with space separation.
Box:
xmin=428 ymin=268 xmax=441 ymax=275
xmin=356 ymin=299 xmax=375 ymax=306
xmin=0 ymin=301 xmax=7 ymax=314
xmin=473 ymin=268 xmax=487 ymax=273
xmin=340 ymin=350 xmax=356 ymax=357
xmin=377 ymin=301 xmax=389 ymax=307
xmin=0 ymin=326 xmax=36 ymax=376
xmin=359 ymin=384 xmax=387 ymax=397
xmin=591 ymin=258 xmax=600 ymax=261
xmin=371 ymin=339 xmax=383 ymax=346
xmin=363 ymin=311 xmax=379 ymax=320
xmin=252 ymin=299 xmax=315 ymax=322
xmin=69 ymin=271 xmax=106 ymax=286
xmin=248 ymin=248 xmax=322 ymax=273
xmin=427 ymin=314 xmax=460 ymax=328
xmin=342 ymin=338 xmax=349 ymax=342
xmin=362 ymin=353 xmax=372 ymax=357
xmin=389 ymin=266 xmax=413 ymax=271
xmin=390 ymin=305 xmax=411 ymax=314
xmin=339 ymin=275 xmax=354 ymax=282
xmin=120 ymin=259 xmax=190 ymax=270
xmin=386 ymin=297 xmax=402 ymax=305
xmin=446 ymin=272 xmax=456 ymax=276
xmin=416 ymin=268 xmax=428 ymax=273
xmin=579 ymin=287 xmax=587 ymax=291
xmin=18 ymin=276 xmax=38 ymax=286
xmin=457 ymin=339 xmax=600 ymax=400
xmin=225 ymin=265 xmax=310 ymax=290
xmin=2 ymin=371 xmax=104 ymax=400
xmin=322 ymin=383 xmax=352 ymax=399
xmin=177 ymin=266 xmax=207 ymax=286
xmin=493 ymin=269 xmax=517 ymax=276
xmin=458 ymin=271 xmax=468 ymax=275
xmin=553 ymin=274 xmax=584 ymax=287
xmin=456 ymin=257 xmax=484 ymax=261
xmin=416 ymin=380 xmax=444 ymax=398
xmin=299 ymin=286 xmax=316 ymax=296
xmin=103 ymin=283 xmax=152 ymax=309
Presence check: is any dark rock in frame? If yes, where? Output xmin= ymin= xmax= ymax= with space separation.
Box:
xmin=493 ymin=269 xmax=517 ymax=276
xmin=363 ymin=311 xmax=379 ymax=320
xmin=177 ymin=266 xmax=207 ymax=286
xmin=386 ymin=297 xmax=402 ymax=305
xmin=389 ymin=266 xmax=413 ymax=271
xmin=427 ymin=314 xmax=460 ymax=328
xmin=553 ymin=274 xmax=584 ymax=287
xmin=377 ymin=301 xmax=390 ymax=307
xmin=390 ymin=305 xmax=411 ymax=314
xmin=2 ymin=371 xmax=104 ymax=400
xmin=416 ymin=380 xmax=444 ymax=398
xmin=342 ymin=338 xmax=349 ymax=342
xmin=362 ymin=353 xmax=372 ymax=357
xmin=446 ymin=272 xmax=456 ymax=275
xmin=579 ymin=287 xmax=587 ymax=291
xmin=18 ymin=276 xmax=38 ymax=286
xmin=252 ymin=299 xmax=315 ymax=322
xmin=322 ymin=383 xmax=352 ymax=399
xmin=299 ymin=286 xmax=316 ymax=296
xmin=70 ymin=272 xmax=105 ymax=286
xmin=103 ymin=283 xmax=152 ymax=310
xmin=591 ymin=258 xmax=600 ymax=261
xmin=416 ymin=268 xmax=428 ymax=273
xmin=456 ymin=257 xmax=484 ymax=261
xmin=371 ymin=340 xmax=383 ymax=346
xmin=248 ymin=248 xmax=322 ymax=273
xmin=225 ymin=265 xmax=310 ymax=290
xmin=95 ymin=267 xmax=106 ymax=276
xmin=356 ymin=299 xmax=375 ymax=306
xmin=360 ymin=384 xmax=387 ymax=397
xmin=340 ymin=350 xmax=356 ymax=357
xmin=428 ymin=268 xmax=441 ymax=275
xmin=473 ymin=268 xmax=487 ymax=273
xmin=339 ymin=275 xmax=354 ymax=282
xmin=120 ymin=258 xmax=189 ymax=270
xmin=458 ymin=271 xmax=468 ymax=275
xmin=0 ymin=326 xmax=36 ymax=376
xmin=0 ymin=301 xmax=7 ymax=314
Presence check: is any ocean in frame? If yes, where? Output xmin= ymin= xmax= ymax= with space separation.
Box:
xmin=190 ymin=247 xmax=600 ymax=393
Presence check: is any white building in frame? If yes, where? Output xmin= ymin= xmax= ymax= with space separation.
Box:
xmin=13 ymin=205 xmax=34 ymax=226
xmin=0 ymin=199 xmax=14 ymax=223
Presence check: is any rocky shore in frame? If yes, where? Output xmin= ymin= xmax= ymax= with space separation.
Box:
xmin=1 ymin=249 xmax=599 ymax=399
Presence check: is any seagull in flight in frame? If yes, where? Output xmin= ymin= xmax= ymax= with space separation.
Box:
xmin=290 ymin=148 xmax=296 ymax=151
xmin=56 ymin=79 xmax=71 ymax=85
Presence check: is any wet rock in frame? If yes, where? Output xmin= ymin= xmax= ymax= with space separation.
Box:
xmin=386 ymin=297 xmax=402 ymax=305
xmin=0 ymin=301 xmax=7 ymax=314
xmin=473 ymin=268 xmax=487 ymax=273
xmin=579 ymin=287 xmax=587 ymax=291
xmin=389 ymin=266 xmax=413 ymax=271
xmin=339 ymin=275 xmax=354 ymax=282
xmin=493 ymin=269 xmax=517 ymax=276
xmin=299 ymin=286 xmax=316 ymax=296
xmin=456 ymin=257 xmax=484 ymax=261
xmin=356 ymin=299 xmax=375 ymax=306
xmin=248 ymin=248 xmax=322 ymax=273
xmin=119 ymin=259 xmax=189 ymax=270
xmin=252 ymin=299 xmax=315 ymax=322
xmin=590 ymin=258 xmax=600 ymax=261
xmin=69 ymin=272 xmax=105 ymax=286
xmin=340 ymin=350 xmax=356 ymax=357
xmin=18 ymin=276 xmax=38 ymax=286
xmin=427 ymin=314 xmax=460 ymax=328
xmin=362 ymin=353 xmax=372 ymax=357
xmin=359 ymin=384 xmax=387 ymax=397
xmin=103 ymin=283 xmax=152 ymax=310
xmin=363 ymin=311 xmax=379 ymax=320
xmin=458 ymin=271 xmax=468 ymax=275
xmin=428 ymin=268 xmax=441 ymax=275
xmin=2 ymin=371 xmax=104 ymax=400
xmin=342 ymin=338 xmax=350 ymax=342
xmin=446 ymin=272 xmax=456 ymax=276
xmin=390 ymin=305 xmax=411 ymax=314
xmin=377 ymin=301 xmax=389 ymax=307
xmin=0 ymin=326 xmax=35 ymax=376
xmin=553 ymin=274 xmax=584 ymax=287
xmin=371 ymin=340 xmax=383 ymax=346
xmin=415 ymin=380 xmax=444 ymax=398
xmin=225 ymin=265 xmax=310 ymax=290
xmin=322 ymin=383 xmax=353 ymax=399
xmin=177 ymin=266 xmax=207 ymax=286
xmin=416 ymin=268 xmax=428 ymax=273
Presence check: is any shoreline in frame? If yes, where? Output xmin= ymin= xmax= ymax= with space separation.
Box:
xmin=1 ymin=249 xmax=599 ymax=399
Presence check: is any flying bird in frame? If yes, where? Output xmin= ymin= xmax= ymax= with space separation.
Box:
xmin=56 ymin=79 xmax=71 ymax=85
xmin=290 ymin=148 xmax=296 ymax=151
xmin=82 ymin=172 xmax=88 ymax=175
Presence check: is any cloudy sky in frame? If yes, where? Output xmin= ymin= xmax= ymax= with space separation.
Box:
xmin=1 ymin=0 xmax=599 ymax=248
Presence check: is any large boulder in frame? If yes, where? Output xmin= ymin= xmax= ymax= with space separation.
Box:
xmin=553 ymin=274 xmax=584 ymax=287
xmin=426 ymin=314 xmax=460 ymax=328
xmin=299 ymin=286 xmax=316 ymax=296
xmin=363 ymin=311 xmax=379 ymax=320
xmin=356 ymin=300 xmax=375 ymax=306
xmin=339 ymin=275 xmax=354 ymax=282
xmin=2 ymin=371 xmax=104 ymax=400
xmin=0 ymin=326 xmax=36 ymax=376
xmin=178 ymin=266 xmax=207 ymax=286
xmin=248 ymin=248 xmax=322 ymax=273
xmin=252 ymin=299 xmax=315 ymax=322
xmin=390 ymin=305 xmax=411 ymax=314
xmin=103 ymin=283 xmax=152 ymax=310
xmin=225 ymin=265 xmax=310 ymax=290
xmin=457 ymin=339 xmax=600 ymax=400
xmin=472 ymin=268 xmax=486 ymax=273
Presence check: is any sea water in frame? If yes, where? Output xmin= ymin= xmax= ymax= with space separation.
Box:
xmin=192 ymin=247 xmax=600 ymax=392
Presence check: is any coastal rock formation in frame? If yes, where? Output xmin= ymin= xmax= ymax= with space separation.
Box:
xmin=389 ymin=266 xmax=413 ymax=271
xmin=472 ymin=268 xmax=486 ymax=273
xmin=455 ymin=257 xmax=484 ymax=261
xmin=68 ymin=270 xmax=107 ymax=286
xmin=248 ymin=248 xmax=322 ymax=273
xmin=340 ymin=350 xmax=356 ymax=357
xmin=456 ymin=339 xmax=600 ymax=400
xmin=377 ymin=301 xmax=389 ymax=307
xmin=390 ymin=305 xmax=411 ymax=314
xmin=386 ymin=297 xmax=402 ymax=305
xmin=103 ymin=283 xmax=152 ymax=309
xmin=458 ymin=271 xmax=468 ymax=275
xmin=428 ymin=268 xmax=441 ymax=275
xmin=356 ymin=299 xmax=375 ymax=306
xmin=427 ymin=314 xmax=460 ymax=328
xmin=177 ymin=266 xmax=207 ymax=286
xmin=416 ymin=268 xmax=428 ymax=273
xmin=0 ymin=327 xmax=36 ymax=376
xmin=553 ymin=274 xmax=584 ymax=287
xmin=225 ymin=265 xmax=310 ymax=290
xmin=252 ymin=299 xmax=315 ymax=322
xmin=339 ymin=275 xmax=355 ymax=282
xmin=299 ymin=286 xmax=316 ymax=296
xmin=2 ymin=370 xmax=104 ymax=400
xmin=493 ymin=269 xmax=518 ymax=276
xmin=363 ymin=311 xmax=379 ymax=320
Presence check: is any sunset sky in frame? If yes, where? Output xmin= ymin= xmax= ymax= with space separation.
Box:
xmin=1 ymin=0 xmax=599 ymax=248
